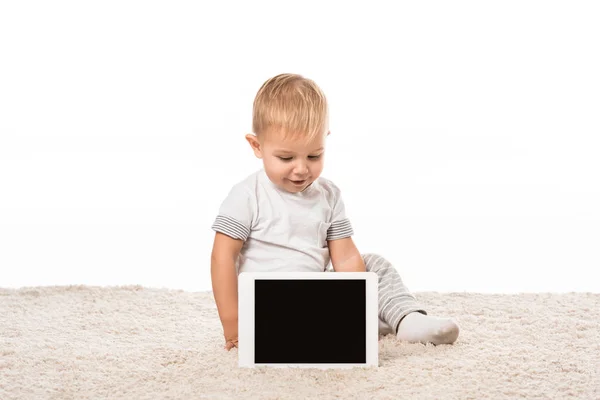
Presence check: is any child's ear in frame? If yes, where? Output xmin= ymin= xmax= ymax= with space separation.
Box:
xmin=245 ymin=133 xmax=263 ymax=159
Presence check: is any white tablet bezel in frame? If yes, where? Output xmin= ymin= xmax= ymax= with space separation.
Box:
xmin=238 ymin=271 xmax=379 ymax=369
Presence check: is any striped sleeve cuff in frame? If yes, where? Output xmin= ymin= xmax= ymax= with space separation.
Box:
xmin=211 ymin=215 xmax=250 ymax=241
xmin=326 ymin=218 xmax=354 ymax=240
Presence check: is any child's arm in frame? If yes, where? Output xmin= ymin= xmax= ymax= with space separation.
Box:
xmin=211 ymin=232 xmax=244 ymax=350
xmin=328 ymin=237 xmax=366 ymax=272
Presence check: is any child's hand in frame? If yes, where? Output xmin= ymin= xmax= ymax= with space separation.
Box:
xmin=224 ymin=337 xmax=238 ymax=351
xmin=223 ymin=321 xmax=238 ymax=351
xmin=222 ymin=319 xmax=238 ymax=350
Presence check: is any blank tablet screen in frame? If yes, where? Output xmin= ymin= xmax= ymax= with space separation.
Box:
xmin=254 ymin=279 xmax=366 ymax=364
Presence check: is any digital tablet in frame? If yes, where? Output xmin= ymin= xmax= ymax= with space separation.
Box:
xmin=238 ymin=271 xmax=379 ymax=369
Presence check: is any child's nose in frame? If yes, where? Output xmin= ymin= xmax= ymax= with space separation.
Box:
xmin=292 ymin=161 xmax=309 ymax=176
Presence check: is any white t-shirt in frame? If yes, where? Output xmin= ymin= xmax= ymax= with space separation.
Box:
xmin=211 ymin=168 xmax=354 ymax=274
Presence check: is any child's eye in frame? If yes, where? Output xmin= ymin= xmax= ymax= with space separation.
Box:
xmin=277 ymin=155 xmax=322 ymax=162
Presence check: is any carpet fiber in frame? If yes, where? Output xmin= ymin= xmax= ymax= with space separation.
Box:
xmin=0 ymin=286 xmax=598 ymax=399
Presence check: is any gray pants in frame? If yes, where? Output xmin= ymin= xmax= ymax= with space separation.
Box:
xmin=328 ymin=252 xmax=427 ymax=335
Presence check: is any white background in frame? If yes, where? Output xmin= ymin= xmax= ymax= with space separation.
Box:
xmin=1 ymin=1 xmax=598 ymax=293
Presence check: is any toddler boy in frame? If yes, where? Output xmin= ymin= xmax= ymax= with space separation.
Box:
xmin=211 ymin=73 xmax=460 ymax=351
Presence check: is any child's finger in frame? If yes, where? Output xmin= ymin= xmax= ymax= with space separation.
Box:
xmin=224 ymin=341 xmax=237 ymax=351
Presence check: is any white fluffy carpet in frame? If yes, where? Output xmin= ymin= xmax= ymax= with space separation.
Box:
xmin=0 ymin=285 xmax=598 ymax=399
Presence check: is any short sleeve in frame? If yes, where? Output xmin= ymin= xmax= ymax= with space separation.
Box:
xmin=326 ymin=183 xmax=354 ymax=240
xmin=211 ymin=183 xmax=255 ymax=241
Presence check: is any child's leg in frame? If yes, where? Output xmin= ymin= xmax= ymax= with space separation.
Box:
xmin=378 ymin=318 xmax=395 ymax=336
xmin=363 ymin=253 xmax=427 ymax=333
xmin=363 ymin=253 xmax=460 ymax=345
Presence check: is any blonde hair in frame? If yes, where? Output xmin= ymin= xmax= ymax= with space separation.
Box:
xmin=252 ymin=73 xmax=329 ymax=144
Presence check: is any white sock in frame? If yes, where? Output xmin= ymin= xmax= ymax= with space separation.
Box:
xmin=396 ymin=312 xmax=460 ymax=345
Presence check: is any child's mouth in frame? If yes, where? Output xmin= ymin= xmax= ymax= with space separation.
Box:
xmin=290 ymin=179 xmax=306 ymax=186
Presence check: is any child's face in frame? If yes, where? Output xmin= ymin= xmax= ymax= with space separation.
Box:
xmin=246 ymin=131 xmax=329 ymax=193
